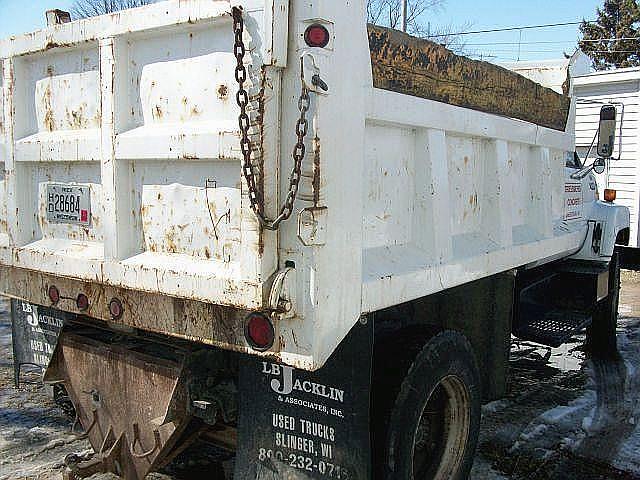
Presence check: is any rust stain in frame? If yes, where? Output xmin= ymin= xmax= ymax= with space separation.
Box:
xmin=42 ymin=84 xmax=55 ymax=132
xmin=217 ymin=84 xmax=228 ymax=100
xmin=152 ymin=105 xmax=163 ymax=120
xmin=469 ymin=192 xmax=479 ymax=213
xmin=255 ymin=66 xmax=268 ymax=256
xmin=65 ymin=103 xmax=88 ymax=129
xmin=165 ymin=228 xmax=178 ymax=254
xmin=313 ymin=135 xmax=321 ymax=207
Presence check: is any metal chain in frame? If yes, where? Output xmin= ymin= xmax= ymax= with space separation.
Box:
xmin=232 ymin=6 xmax=310 ymax=231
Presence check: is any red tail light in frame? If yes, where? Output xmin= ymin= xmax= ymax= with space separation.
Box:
xmin=304 ymin=24 xmax=330 ymax=48
xmin=245 ymin=313 xmax=275 ymax=351
xmin=76 ymin=293 xmax=89 ymax=311
xmin=109 ymin=298 xmax=124 ymax=320
xmin=48 ymin=285 xmax=60 ymax=305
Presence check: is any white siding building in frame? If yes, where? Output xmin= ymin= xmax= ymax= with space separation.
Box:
xmin=574 ymin=68 xmax=640 ymax=246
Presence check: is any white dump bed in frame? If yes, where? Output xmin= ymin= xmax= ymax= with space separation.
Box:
xmin=0 ymin=1 xmax=627 ymax=370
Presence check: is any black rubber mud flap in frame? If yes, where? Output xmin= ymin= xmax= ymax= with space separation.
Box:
xmin=235 ymin=321 xmax=373 ymax=480
xmin=11 ymin=300 xmax=67 ymax=386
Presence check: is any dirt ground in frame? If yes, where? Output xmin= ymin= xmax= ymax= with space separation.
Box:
xmin=2 ymin=274 xmax=640 ymax=480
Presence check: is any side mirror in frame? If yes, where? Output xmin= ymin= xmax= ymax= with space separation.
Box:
xmin=593 ymin=158 xmax=606 ymax=175
xmin=597 ymin=105 xmax=616 ymax=158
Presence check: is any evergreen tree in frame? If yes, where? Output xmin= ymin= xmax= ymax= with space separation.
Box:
xmin=579 ymin=0 xmax=640 ymax=70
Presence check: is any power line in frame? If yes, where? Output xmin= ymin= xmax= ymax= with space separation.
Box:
xmin=464 ymin=37 xmax=640 ymax=46
xmin=426 ymin=20 xmax=595 ymax=38
xmin=469 ymin=49 xmax=639 ymax=56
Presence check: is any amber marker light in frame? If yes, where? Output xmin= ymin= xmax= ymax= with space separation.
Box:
xmin=604 ymin=189 xmax=617 ymax=203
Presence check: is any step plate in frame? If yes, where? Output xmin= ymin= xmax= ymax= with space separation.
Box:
xmin=514 ymin=308 xmax=592 ymax=348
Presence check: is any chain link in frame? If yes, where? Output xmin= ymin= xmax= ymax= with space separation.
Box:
xmin=232 ymin=6 xmax=311 ymax=231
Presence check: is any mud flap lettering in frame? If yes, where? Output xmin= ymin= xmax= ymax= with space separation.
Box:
xmin=11 ymin=300 xmax=68 ymax=386
xmin=235 ymin=322 xmax=373 ymax=480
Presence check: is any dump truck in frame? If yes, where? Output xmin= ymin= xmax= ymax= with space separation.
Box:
xmin=0 ymin=1 xmax=631 ymax=479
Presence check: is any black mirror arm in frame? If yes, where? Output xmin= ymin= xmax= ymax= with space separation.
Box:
xmin=570 ymin=158 xmax=606 ymax=180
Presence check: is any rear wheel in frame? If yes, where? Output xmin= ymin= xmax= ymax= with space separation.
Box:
xmin=377 ymin=331 xmax=481 ymax=480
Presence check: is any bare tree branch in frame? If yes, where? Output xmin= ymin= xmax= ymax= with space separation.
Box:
xmin=71 ymin=0 xmax=159 ymax=19
xmin=366 ymin=0 xmax=470 ymax=54
xmin=367 ymin=0 xmax=387 ymax=25
xmin=414 ymin=21 xmax=473 ymax=54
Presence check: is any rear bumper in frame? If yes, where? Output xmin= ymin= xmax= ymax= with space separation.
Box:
xmin=1 ymin=265 xmax=252 ymax=353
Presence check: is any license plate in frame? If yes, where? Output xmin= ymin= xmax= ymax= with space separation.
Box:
xmin=46 ymin=184 xmax=91 ymax=226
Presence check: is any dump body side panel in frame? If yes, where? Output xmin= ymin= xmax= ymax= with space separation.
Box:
xmin=359 ymin=89 xmax=588 ymax=314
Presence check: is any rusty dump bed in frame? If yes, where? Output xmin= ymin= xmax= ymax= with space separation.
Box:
xmin=367 ymin=25 xmax=571 ymax=131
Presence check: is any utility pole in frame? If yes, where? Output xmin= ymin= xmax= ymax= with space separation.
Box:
xmin=517 ymin=28 xmax=522 ymax=61
xmin=401 ymin=0 xmax=408 ymax=32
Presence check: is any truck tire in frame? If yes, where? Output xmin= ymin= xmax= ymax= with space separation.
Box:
xmin=587 ymin=252 xmax=621 ymax=358
xmin=381 ymin=331 xmax=481 ymax=480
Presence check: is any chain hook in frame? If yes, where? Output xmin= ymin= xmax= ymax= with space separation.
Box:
xmin=232 ymin=7 xmax=312 ymax=231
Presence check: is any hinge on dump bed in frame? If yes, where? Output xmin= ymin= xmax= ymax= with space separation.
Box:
xmin=268 ymin=267 xmax=296 ymax=317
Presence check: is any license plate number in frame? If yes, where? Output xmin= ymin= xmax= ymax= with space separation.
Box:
xmin=46 ymin=184 xmax=91 ymax=226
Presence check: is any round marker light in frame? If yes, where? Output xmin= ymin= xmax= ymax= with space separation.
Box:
xmin=48 ymin=285 xmax=60 ymax=305
xmin=245 ymin=313 xmax=275 ymax=351
xmin=109 ymin=298 xmax=124 ymax=320
xmin=304 ymin=24 xmax=330 ymax=48
xmin=76 ymin=293 xmax=89 ymax=311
